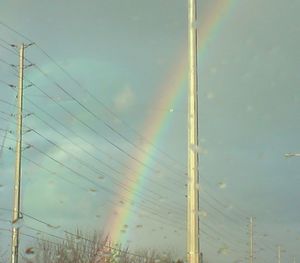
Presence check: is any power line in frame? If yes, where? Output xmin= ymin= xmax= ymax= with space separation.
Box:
xmin=0 ymin=42 xmax=18 ymax=56
xmin=0 ymin=140 xmax=282 ymax=262
xmin=0 ymin=140 xmax=187 ymax=231
xmin=2 ymin=125 xmax=256 ymax=242
xmin=13 ymin=76 xmax=187 ymax=190
xmin=32 ymin=47 xmax=187 ymax=170
xmin=24 ymin=105 xmax=185 ymax=195
xmin=0 ymin=21 xmax=187 ymax=171
xmin=0 ymin=99 xmax=30 ymax=114
xmin=0 ymin=20 xmax=291 ymax=263
xmin=24 ymin=91 xmax=186 ymax=185
xmin=0 ymin=208 xmax=177 ymax=260
xmin=0 ymin=114 xmax=256 ymax=235
xmin=0 ymin=79 xmax=16 ymax=88
xmin=0 ymin=118 xmax=187 ymax=222
xmin=23 ymin=225 xmax=147 ymax=259
xmin=28 ymin=129 xmax=186 ymax=217
xmin=3 ymin=40 xmax=188 ymax=183
xmin=20 ymin=78 xmax=186 ymax=187
xmin=0 ymin=37 xmax=16 ymax=46
xmin=2 ymin=41 xmax=253 ymax=229
xmin=3 ymin=47 xmax=187 ymax=184
xmin=0 ymin=114 xmax=258 ymax=239
xmin=0 ymin=57 xmax=16 ymax=68
xmin=0 ymin=22 xmax=280 ymax=260
xmin=29 ymin=144 xmax=186 ymax=226
xmin=0 ymin=133 xmax=255 ymax=243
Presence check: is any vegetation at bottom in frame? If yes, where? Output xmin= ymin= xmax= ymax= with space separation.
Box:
xmin=2 ymin=229 xmax=185 ymax=263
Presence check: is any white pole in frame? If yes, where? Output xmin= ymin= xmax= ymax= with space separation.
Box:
xmin=11 ymin=43 xmax=24 ymax=263
xmin=187 ymin=0 xmax=200 ymax=262
xmin=249 ymin=217 xmax=254 ymax=263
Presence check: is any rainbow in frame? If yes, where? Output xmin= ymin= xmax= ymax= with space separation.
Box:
xmin=106 ymin=0 xmax=237 ymax=244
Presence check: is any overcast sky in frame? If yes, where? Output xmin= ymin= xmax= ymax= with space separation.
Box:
xmin=1 ymin=0 xmax=300 ymax=262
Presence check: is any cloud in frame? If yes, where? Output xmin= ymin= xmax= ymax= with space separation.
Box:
xmin=113 ymin=86 xmax=135 ymax=112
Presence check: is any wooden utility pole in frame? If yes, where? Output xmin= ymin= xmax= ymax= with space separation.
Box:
xmin=187 ymin=0 xmax=200 ymax=262
xmin=11 ymin=43 xmax=24 ymax=263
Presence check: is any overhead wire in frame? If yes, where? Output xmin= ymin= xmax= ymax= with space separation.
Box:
xmin=0 ymin=208 xmax=178 ymax=260
xmin=0 ymin=108 xmax=258 ymax=245
xmin=0 ymin=141 xmax=186 ymax=233
xmin=0 ymin=113 xmax=187 ymax=222
xmin=0 ymin=20 xmax=187 ymax=171
xmin=18 ymin=75 xmax=258 ymax=232
xmin=32 ymin=42 xmax=187 ymax=170
xmin=1 ymin=39 xmax=189 ymax=183
xmin=28 ymin=129 xmax=187 ymax=217
xmin=22 ymin=91 xmax=185 ymax=187
xmin=1 ymin=34 xmax=254 ymax=232
xmin=0 ymin=22 xmax=286 ymax=260
xmin=0 ymin=100 xmax=274 ymax=258
xmin=0 ymin=206 xmax=248 ymax=259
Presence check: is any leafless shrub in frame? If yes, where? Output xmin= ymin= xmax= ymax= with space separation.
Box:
xmin=18 ymin=229 xmax=184 ymax=263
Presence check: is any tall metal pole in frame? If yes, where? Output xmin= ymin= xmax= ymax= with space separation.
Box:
xmin=187 ymin=0 xmax=200 ymax=262
xmin=11 ymin=43 xmax=24 ymax=263
xmin=278 ymin=246 xmax=281 ymax=263
xmin=294 ymin=256 xmax=296 ymax=263
xmin=249 ymin=217 xmax=254 ymax=263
